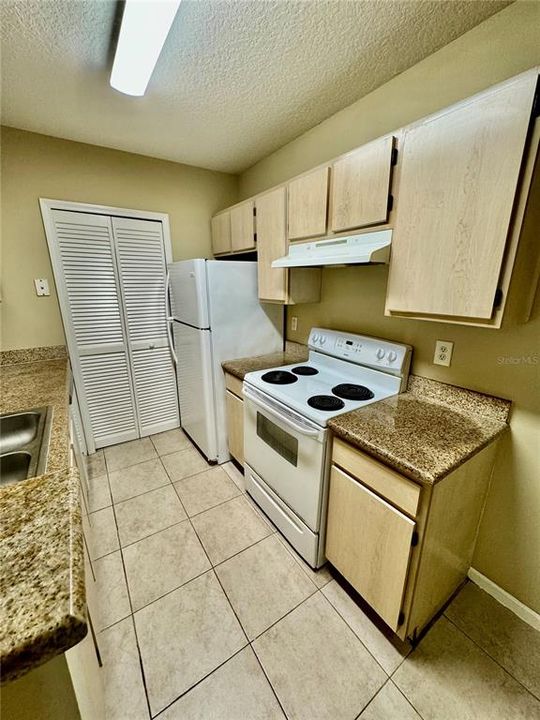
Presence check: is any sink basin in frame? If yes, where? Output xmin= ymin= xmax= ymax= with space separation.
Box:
xmin=0 ymin=452 xmax=32 ymax=486
xmin=0 ymin=412 xmax=40 ymax=454
xmin=0 ymin=407 xmax=52 ymax=487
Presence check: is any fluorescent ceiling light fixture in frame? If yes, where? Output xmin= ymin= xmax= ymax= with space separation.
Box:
xmin=111 ymin=0 xmax=181 ymax=96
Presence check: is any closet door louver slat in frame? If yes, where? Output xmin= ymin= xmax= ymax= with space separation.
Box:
xmin=132 ymin=347 xmax=179 ymax=435
xmin=51 ymin=210 xmax=138 ymax=449
xmin=112 ymin=217 xmax=179 ymax=436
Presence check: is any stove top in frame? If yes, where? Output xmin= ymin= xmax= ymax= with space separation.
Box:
xmin=243 ymin=328 xmax=412 ymax=427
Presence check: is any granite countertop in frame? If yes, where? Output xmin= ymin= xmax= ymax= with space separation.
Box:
xmin=1 ymin=356 xmax=71 ymax=473
xmin=222 ymin=341 xmax=309 ymax=380
xmin=0 ymin=349 xmax=87 ymax=683
xmin=329 ymin=375 xmax=511 ymax=486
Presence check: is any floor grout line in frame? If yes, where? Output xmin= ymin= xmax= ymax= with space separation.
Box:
xmin=102 ymin=454 xmax=153 ymax=720
xmin=189 ymin=489 xmax=270 ymax=523
xmin=353 ymin=678 xmax=391 ymax=720
xmin=129 ymin=566 xmax=214 ymax=617
xmin=392 ymin=680 xmax=427 ymax=720
xmin=318 ymin=587 xmax=401 ymax=680
xmin=249 ymin=586 xmax=320 ymax=643
xmin=273 ymin=531 xmax=332 ymax=589
xmin=249 ymin=643 xmax=290 ymax=719
xmin=443 ymin=613 xmax=540 ymax=702
xmin=212 ymin=530 xmax=277 ymax=571
xmin=117 ymin=516 xmax=189 ymax=552
xmin=150 ymin=645 xmax=249 ymax=719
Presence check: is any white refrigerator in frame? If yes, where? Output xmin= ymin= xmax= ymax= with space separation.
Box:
xmin=167 ymin=259 xmax=283 ymax=463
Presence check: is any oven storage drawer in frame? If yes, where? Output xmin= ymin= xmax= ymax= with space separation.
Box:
xmin=245 ymin=463 xmax=321 ymax=568
xmin=326 ymin=465 xmax=415 ymax=631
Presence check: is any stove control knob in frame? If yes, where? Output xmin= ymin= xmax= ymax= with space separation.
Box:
xmin=376 ymin=348 xmax=386 ymax=360
xmin=388 ymin=351 xmax=398 ymax=363
xmin=320 ymin=336 xmax=326 ymax=345
xmin=313 ymin=333 xmax=319 ymax=343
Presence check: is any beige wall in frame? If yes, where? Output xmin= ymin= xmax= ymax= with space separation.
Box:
xmin=239 ymin=1 xmax=540 ymax=612
xmin=0 ymin=127 xmax=237 ymax=350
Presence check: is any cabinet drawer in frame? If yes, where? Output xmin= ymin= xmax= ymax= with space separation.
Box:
xmin=225 ymin=372 xmax=244 ymax=398
xmin=326 ymin=465 xmax=415 ymax=631
xmin=332 ymin=437 xmax=420 ymax=517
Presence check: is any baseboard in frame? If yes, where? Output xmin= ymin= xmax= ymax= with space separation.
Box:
xmin=468 ymin=568 xmax=540 ymax=631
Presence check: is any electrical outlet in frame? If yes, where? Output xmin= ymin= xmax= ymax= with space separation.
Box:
xmin=34 ymin=278 xmax=50 ymax=297
xmin=434 ymin=340 xmax=454 ymax=367
xmin=291 ymin=316 xmax=298 ymax=331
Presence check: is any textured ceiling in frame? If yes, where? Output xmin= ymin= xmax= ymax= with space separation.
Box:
xmin=1 ymin=0 xmax=510 ymax=173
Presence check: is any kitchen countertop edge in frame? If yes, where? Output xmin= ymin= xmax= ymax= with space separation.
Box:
xmin=0 ymin=352 xmax=87 ymax=684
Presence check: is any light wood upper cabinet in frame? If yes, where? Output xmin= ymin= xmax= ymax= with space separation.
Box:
xmin=287 ymin=166 xmax=329 ymax=241
xmin=256 ymin=186 xmax=321 ymax=304
xmin=256 ymin=187 xmax=289 ymax=303
xmin=385 ymin=70 xmax=538 ymax=321
xmin=211 ymin=211 xmax=231 ymax=255
xmin=231 ymin=200 xmax=255 ymax=252
xmin=326 ymin=465 xmax=415 ymax=631
xmin=330 ymin=136 xmax=395 ymax=232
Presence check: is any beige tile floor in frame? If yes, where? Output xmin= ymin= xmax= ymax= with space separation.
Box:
xmin=86 ymin=430 xmax=540 ymax=720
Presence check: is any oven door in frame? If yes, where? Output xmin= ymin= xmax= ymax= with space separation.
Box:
xmin=243 ymin=384 xmax=326 ymax=532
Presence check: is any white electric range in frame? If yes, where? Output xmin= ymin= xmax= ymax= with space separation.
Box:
xmin=243 ymin=327 xmax=412 ymax=568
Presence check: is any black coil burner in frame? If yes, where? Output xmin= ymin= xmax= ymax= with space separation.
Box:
xmin=261 ymin=370 xmax=298 ymax=385
xmin=307 ymin=395 xmax=345 ymax=411
xmin=332 ymin=383 xmax=375 ymax=401
xmin=291 ymin=366 xmax=319 ymax=376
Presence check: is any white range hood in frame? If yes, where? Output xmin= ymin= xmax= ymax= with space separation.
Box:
xmin=272 ymin=229 xmax=392 ymax=268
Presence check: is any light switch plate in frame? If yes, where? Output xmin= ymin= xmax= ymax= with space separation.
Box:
xmin=434 ymin=340 xmax=454 ymax=367
xmin=34 ymin=278 xmax=50 ymax=296
xmin=291 ymin=316 xmax=298 ymax=331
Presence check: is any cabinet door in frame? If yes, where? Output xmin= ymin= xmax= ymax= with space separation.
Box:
xmin=231 ymin=201 xmax=255 ymax=252
xmin=287 ymin=166 xmax=329 ymax=240
xmin=256 ymin=187 xmax=288 ymax=302
xmin=385 ymin=71 xmax=537 ymax=320
xmin=225 ymin=390 xmax=244 ymax=464
xmin=211 ymin=211 xmax=231 ymax=255
xmin=330 ymin=136 xmax=394 ymax=232
xmin=326 ymin=465 xmax=415 ymax=631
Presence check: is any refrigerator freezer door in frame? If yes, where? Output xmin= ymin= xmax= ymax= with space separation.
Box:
xmin=173 ymin=321 xmax=218 ymax=461
xmin=168 ymin=260 xmax=210 ymax=329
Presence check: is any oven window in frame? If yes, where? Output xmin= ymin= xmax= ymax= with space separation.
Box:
xmin=256 ymin=412 xmax=298 ymax=467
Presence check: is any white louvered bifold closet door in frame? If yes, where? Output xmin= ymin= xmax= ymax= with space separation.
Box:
xmin=112 ymin=217 xmax=179 ymax=437
xmin=51 ymin=210 xmax=138 ymax=449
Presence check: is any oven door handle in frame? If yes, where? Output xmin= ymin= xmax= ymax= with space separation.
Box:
xmin=243 ymin=386 xmax=321 ymax=438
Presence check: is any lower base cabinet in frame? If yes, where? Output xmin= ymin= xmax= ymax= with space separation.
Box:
xmin=326 ymin=437 xmax=498 ymax=641
xmin=224 ymin=372 xmax=244 ymax=465
xmin=326 ymin=466 xmax=415 ymax=631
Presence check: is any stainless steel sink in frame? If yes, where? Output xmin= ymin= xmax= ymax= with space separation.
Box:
xmin=0 ymin=452 xmax=32 ymax=483
xmin=0 ymin=407 xmax=53 ymax=487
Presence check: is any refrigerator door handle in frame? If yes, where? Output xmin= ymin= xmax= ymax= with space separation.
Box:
xmin=165 ymin=270 xmax=178 ymax=365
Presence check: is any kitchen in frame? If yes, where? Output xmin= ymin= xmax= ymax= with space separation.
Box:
xmin=1 ymin=1 xmax=539 ymax=719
